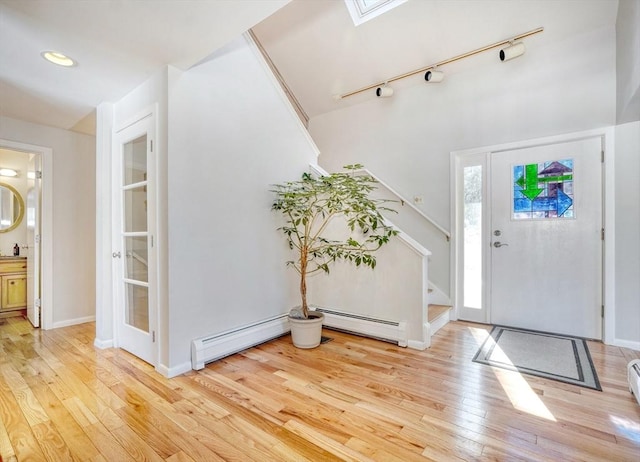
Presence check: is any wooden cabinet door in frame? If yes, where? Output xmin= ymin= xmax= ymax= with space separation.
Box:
xmin=1 ymin=274 xmax=27 ymax=310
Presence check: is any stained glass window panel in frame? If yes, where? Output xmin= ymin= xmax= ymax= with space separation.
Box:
xmin=513 ymin=159 xmax=574 ymax=220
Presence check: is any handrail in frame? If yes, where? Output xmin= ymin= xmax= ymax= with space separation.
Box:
xmin=310 ymin=164 xmax=450 ymax=241
xmin=308 ymin=164 xmax=430 ymax=257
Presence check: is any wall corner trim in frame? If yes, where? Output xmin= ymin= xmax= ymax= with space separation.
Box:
xmin=157 ymin=362 xmax=192 ymax=379
xmin=94 ymin=338 xmax=114 ymax=349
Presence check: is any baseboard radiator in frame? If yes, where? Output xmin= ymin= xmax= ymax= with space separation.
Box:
xmin=314 ymin=307 xmax=408 ymax=347
xmin=191 ymin=314 xmax=290 ymax=370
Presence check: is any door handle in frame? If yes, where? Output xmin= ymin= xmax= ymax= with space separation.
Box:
xmin=112 ymin=252 xmax=121 ymax=258
xmin=493 ymin=242 xmax=509 ymax=248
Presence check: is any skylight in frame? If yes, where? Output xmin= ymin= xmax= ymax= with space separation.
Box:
xmin=344 ymin=0 xmax=408 ymax=26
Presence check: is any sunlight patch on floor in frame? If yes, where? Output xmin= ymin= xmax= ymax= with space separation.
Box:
xmin=468 ymin=326 xmax=556 ymax=422
xmin=610 ymin=415 xmax=640 ymax=443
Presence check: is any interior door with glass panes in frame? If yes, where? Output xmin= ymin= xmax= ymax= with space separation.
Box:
xmin=113 ymin=115 xmax=156 ymax=365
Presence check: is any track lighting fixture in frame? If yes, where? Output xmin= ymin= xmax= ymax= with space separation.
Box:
xmin=424 ymin=68 xmax=444 ymax=83
xmin=499 ymin=42 xmax=525 ymax=61
xmin=337 ymin=27 xmax=543 ymax=100
xmin=375 ymin=84 xmax=393 ymax=97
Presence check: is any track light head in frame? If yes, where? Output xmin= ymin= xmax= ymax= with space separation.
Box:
xmin=375 ymin=85 xmax=393 ymax=97
xmin=424 ymin=69 xmax=444 ymax=83
xmin=500 ymin=42 xmax=525 ymax=61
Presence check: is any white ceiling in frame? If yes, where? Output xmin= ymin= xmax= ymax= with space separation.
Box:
xmin=0 ymin=0 xmax=290 ymax=134
xmin=252 ymin=0 xmax=619 ymax=119
xmin=0 ymin=0 xmax=619 ymax=136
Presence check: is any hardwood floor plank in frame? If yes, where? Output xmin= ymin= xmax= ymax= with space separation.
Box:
xmin=62 ymin=396 xmax=99 ymax=428
xmin=164 ymin=451 xmax=197 ymax=462
xmin=83 ymin=422 xmax=137 ymax=462
xmin=0 ymin=413 xmax=17 ymax=461
xmin=31 ymin=421 xmax=74 ymax=462
xmin=1 ymin=317 xmax=639 ymax=461
xmin=283 ymin=419 xmax=376 ymax=462
xmin=0 ymin=373 xmax=47 ymax=461
xmin=109 ymin=425 xmax=166 ymax=462
xmin=30 ymin=383 xmax=100 ymax=461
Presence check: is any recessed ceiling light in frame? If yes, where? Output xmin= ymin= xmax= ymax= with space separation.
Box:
xmin=0 ymin=169 xmax=18 ymax=177
xmin=41 ymin=51 xmax=77 ymax=67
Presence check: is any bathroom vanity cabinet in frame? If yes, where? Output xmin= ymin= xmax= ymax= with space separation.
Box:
xmin=0 ymin=257 xmax=27 ymax=315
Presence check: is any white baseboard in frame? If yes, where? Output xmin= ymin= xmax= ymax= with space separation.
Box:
xmin=407 ymin=340 xmax=429 ymax=350
xmin=157 ymin=362 xmax=192 ymax=379
xmin=613 ymin=338 xmax=640 ymax=352
xmin=94 ymin=338 xmax=113 ymax=349
xmin=191 ymin=313 xmax=290 ymax=370
xmin=52 ymin=315 xmax=96 ymax=329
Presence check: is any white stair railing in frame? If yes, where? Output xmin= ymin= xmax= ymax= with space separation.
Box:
xmin=350 ymin=167 xmax=450 ymax=242
xmin=310 ymin=164 xmax=451 ymax=298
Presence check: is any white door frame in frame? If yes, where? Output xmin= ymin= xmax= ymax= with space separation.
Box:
xmin=451 ymin=127 xmax=615 ymax=344
xmin=0 ymin=138 xmax=52 ymax=329
xmin=112 ymin=106 xmax=159 ymax=366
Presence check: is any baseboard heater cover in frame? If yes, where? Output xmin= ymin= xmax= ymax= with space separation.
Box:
xmin=191 ymin=314 xmax=290 ymax=370
xmin=313 ymin=307 xmax=408 ymax=347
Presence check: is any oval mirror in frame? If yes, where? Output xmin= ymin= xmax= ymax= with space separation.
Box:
xmin=0 ymin=182 xmax=25 ymax=233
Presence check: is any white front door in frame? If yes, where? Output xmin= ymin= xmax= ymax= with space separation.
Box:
xmin=26 ymin=153 xmax=41 ymax=328
xmin=489 ymin=137 xmax=603 ymax=339
xmin=113 ymin=115 xmax=157 ymax=365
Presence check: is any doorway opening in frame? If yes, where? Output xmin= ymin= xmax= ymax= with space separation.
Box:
xmin=0 ymin=140 xmax=52 ymax=329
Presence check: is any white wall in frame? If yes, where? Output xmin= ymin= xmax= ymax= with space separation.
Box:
xmin=310 ymin=25 xmax=616 ymax=229
xmin=0 ymin=116 xmax=96 ymax=326
xmin=308 ymin=227 xmax=429 ymax=346
xmin=166 ymin=34 xmax=317 ymax=370
xmin=310 ymin=25 xmax=616 ymax=298
xmin=0 ymin=148 xmax=28 ymax=255
xmin=614 ymin=121 xmax=640 ymax=348
xmin=616 ymin=0 xmax=640 ymax=124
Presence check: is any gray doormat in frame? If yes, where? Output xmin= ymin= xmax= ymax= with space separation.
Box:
xmin=473 ymin=326 xmax=601 ymax=391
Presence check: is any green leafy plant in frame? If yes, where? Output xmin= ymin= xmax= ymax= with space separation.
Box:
xmin=272 ymin=164 xmax=398 ymax=319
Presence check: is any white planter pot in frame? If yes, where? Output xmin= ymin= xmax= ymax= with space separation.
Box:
xmin=289 ymin=312 xmax=324 ymax=349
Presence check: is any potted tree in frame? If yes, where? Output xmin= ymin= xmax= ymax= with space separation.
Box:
xmin=272 ymin=164 xmax=397 ymax=348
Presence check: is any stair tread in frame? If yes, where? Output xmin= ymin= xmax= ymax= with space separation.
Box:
xmin=428 ymin=304 xmax=451 ymax=323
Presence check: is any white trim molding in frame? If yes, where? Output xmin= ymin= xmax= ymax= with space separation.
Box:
xmin=52 ymin=315 xmax=96 ymax=329
xmin=614 ymin=339 xmax=640 ymax=352
xmin=94 ymin=338 xmax=114 ymax=349
xmin=157 ymin=362 xmax=192 ymax=379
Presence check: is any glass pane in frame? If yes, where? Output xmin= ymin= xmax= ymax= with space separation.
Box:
xmin=124 ymin=186 xmax=147 ymax=232
xmin=123 ymin=135 xmax=147 ymax=185
xmin=463 ymin=165 xmax=482 ymax=309
xmin=125 ymin=236 xmax=148 ymax=282
xmin=513 ymin=159 xmax=574 ymax=220
xmin=125 ymin=283 xmax=149 ymax=332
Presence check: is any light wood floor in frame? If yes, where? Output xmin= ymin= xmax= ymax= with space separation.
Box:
xmin=1 ymin=316 xmax=639 ymax=461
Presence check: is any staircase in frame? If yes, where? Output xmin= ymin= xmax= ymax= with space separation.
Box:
xmin=309 ymin=163 xmax=453 ymax=350
xmin=427 ymin=304 xmax=452 ymax=342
